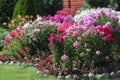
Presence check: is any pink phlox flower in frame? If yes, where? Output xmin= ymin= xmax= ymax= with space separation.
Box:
xmin=61 ymin=54 xmax=69 ymax=61
xmin=96 ymin=50 xmax=101 ymax=55
xmin=9 ymin=31 xmax=15 ymax=38
xmin=80 ymin=52 xmax=85 ymax=56
xmin=86 ymin=48 xmax=91 ymax=52
xmin=73 ymin=41 xmax=80 ymax=47
xmin=19 ymin=50 xmax=25 ymax=54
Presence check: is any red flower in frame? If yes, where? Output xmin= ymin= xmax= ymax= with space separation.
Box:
xmin=48 ymin=34 xmax=56 ymax=46
xmin=106 ymin=34 xmax=115 ymax=42
xmin=103 ymin=25 xmax=110 ymax=35
xmin=58 ymin=35 xmax=64 ymax=42
xmin=19 ymin=50 xmax=25 ymax=54
xmin=15 ymin=53 xmax=19 ymax=57
xmin=96 ymin=25 xmax=110 ymax=35
xmin=57 ymin=24 xmax=67 ymax=32
xmin=3 ymin=46 xmax=8 ymax=50
xmin=15 ymin=36 xmax=20 ymax=40
xmin=15 ymin=29 xmax=21 ymax=36
xmin=15 ymin=29 xmax=20 ymax=33
xmin=24 ymin=46 xmax=30 ymax=51
xmin=4 ymin=37 xmax=10 ymax=43
xmin=9 ymin=32 xmax=15 ymax=38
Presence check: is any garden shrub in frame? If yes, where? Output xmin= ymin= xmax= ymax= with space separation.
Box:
xmin=49 ymin=8 xmax=120 ymax=70
xmin=12 ymin=0 xmax=37 ymax=19
xmin=1 ymin=9 xmax=73 ymax=60
xmin=1 ymin=17 xmax=58 ymax=59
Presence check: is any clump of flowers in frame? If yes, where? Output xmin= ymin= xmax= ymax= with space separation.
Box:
xmin=49 ymin=8 xmax=120 ymax=70
xmin=1 ymin=9 xmax=73 ymax=59
xmin=8 ymin=15 xmax=34 ymax=30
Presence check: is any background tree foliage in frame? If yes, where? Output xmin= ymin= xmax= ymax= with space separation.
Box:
xmin=0 ymin=0 xmax=17 ymax=24
xmin=12 ymin=0 xmax=63 ymax=18
xmin=12 ymin=0 xmax=37 ymax=19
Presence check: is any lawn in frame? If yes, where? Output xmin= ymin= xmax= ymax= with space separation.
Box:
xmin=0 ymin=64 xmax=56 ymax=80
xmin=0 ymin=64 xmax=120 ymax=80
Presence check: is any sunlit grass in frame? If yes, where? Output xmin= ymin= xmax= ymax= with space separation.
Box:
xmin=0 ymin=64 xmax=120 ymax=80
xmin=0 ymin=64 xmax=57 ymax=80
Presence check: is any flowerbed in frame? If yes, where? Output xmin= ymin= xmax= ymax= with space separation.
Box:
xmin=0 ymin=8 xmax=120 ymax=79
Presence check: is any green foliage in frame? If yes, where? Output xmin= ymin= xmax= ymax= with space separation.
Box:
xmin=12 ymin=0 xmax=63 ymax=18
xmin=114 ymin=0 xmax=120 ymax=11
xmin=83 ymin=0 xmax=120 ymax=11
xmin=85 ymin=0 xmax=110 ymax=8
xmin=35 ymin=0 xmax=63 ymax=16
xmin=108 ymin=0 xmax=118 ymax=10
xmin=12 ymin=0 xmax=37 ymax=19
xmin=0 ymin=27 xmax=9 ymax=50
xmin=0 ymin=0 xmax=18 ymax=24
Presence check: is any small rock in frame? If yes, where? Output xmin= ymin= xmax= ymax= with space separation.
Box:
xmin=65 ymin=74 xmax=72 ymax=79
xmin=43 ymin=69 xmax=49 ymax=74
xmin=73 ymin=74 xmax=80 ymax=79
xmin=95 ymin=74 xmax=103 ymax=79
xmin=116 ymin=70 xmax=120 ymax=76
xmin=110 ymin=71 xmax=115 ymax=77
xmin=21 ymin=62 xmax=25 ymax=65
xmin=4 ymin=61 xmax=9 ymax=65
xmin=35 ymin=58 xmax=39 ymax=61
xmin=29 ymin=63 xmax=34 ymax=66
xmin=57 ymin=75 xmax=64 ymax=80
xmin=82 ymin=74 xmax=89 ymax=79
xmin=0 ymin=61 xmax=3 ymax=64
xmin=9 ymin=61 xmax=14 ymax=65
xmin=36 ymin=70 xmax=41 ymax=75
xmin=101 ymin=73 xmax=109 ymax=78
xmin=58 ymin=72 xmax=62 ymax=76
xmin=34 ymin=64 xmax=38 ymax=67
xmin=15 ymin=62 xmax=21 ymax=66
xmin=88 ymin=72 xmax=94 ymax=78
xmin=44 ymin=73 xmax=48 ymax=77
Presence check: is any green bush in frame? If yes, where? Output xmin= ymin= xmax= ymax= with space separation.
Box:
xmin=35 ymin=0 xmax=63 ymax=16
xmin=85 ymin=0 xmax=110 ymax=8
xmin=12 ymin=0 xmax=37 ymax=19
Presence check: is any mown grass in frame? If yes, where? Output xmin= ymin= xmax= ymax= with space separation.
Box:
xmin=0 ymin=64 xmax=56 ymax=80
